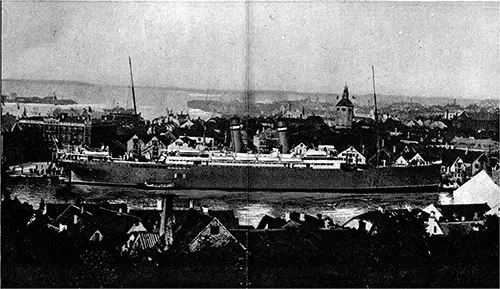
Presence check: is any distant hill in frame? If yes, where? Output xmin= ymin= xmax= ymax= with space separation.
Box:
xmin=1 ymin=79 xmax=496 ymax=111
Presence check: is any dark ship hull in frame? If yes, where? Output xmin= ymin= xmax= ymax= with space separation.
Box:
xmin=59 ymin=160 xmax=443 ymax=193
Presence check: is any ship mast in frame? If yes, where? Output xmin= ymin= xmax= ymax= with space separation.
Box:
xmin=128 ymin=56 xmax=138 ymax=116
xmin=372 ymin=66 xmax=380 ymax=167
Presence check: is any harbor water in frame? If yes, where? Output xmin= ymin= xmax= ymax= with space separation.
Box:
xmin=4 ymin=180 xmax=445 ymax=227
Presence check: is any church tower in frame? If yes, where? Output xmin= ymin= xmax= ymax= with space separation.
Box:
xmin=334 ymin=84 xmax=354 ymax=129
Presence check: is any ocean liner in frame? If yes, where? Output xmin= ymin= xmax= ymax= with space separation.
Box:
xmin=57 ymin=63 xmax=443 ymax=192
xmin=58 ymin=150 xmax=442 ymax=192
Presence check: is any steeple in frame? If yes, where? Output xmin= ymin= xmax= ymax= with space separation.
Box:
xmin=336 ymin=82 xmax=354 ymax=108
xmin=342 ymin=82 xmax=349 ymax=100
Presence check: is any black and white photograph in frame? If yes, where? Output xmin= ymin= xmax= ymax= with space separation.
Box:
xmin=1 ymin=0 xmax=499 ymax=287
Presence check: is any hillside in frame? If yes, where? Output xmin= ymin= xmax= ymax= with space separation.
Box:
xmin=2 ymin=79 xmax=495 ymax=111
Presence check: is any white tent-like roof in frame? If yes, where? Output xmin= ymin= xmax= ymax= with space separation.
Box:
xmin=453 ymin=170 xmax=500 ymax=208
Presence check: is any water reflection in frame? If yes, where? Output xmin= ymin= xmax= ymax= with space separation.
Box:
xmin=4 ymin=182 xmax=442 ymax=228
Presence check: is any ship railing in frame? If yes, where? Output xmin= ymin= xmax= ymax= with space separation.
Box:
xmin=60 ymin=153 xmax=112 ymax=162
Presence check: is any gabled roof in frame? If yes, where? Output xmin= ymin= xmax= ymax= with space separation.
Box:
xmin=257 ymin=215 xmax=287 ymax=229
xmin=45 ymin=203 xmax=73 ymax=219
xmin=55 ymin=204 xmax=94 ymax=224
xmin=130 ymin=232 xmax=160 ymax=251
xmin=207 ymin=210 xmax=239 ymax=230
xmin=423 ymin=204 xmax=444 ymax=220
xmin=127 ymin=222 xmax=148 ymax=234
xmin=282 ymin=220 xmax=302 ymax=228
xmin=397 ymin=151 xmax=419 ymax=162
xmin=172 ymin=209 xmax=215 ymax=249
xmin=441 ymin=149 xmax=484 ymax=167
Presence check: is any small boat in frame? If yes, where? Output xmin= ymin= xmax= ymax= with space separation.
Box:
xmin=136 ymin=182 xmax=175 ymax=190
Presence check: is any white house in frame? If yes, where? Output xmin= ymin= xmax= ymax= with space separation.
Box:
xmin=318 ymin=145 xmax=337 ymax=156
xmin=292 ymin=143 xmax=308 ymax=155
xmin=337 ymin=146 xmax=366 ymax=165
xmin=167 ymin=138 xmax=191 ymax=153
xmin=425 ymin=217 xmax=444 ymax=236
xmin=126 ymin=135 xmax=145 ymax=157
xmin=185 ymin=135 xmax=215 ymax=147
xmin=394 ymin=152 xmax=428 ymax=167
xmin=441 ymin=150 xmax=486 ymax=184
xmin=142 ymin=136 xmax=167 ymax=160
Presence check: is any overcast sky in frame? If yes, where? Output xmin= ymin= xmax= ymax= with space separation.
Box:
xmin=2 ymin=1 xmax=499 ymax=99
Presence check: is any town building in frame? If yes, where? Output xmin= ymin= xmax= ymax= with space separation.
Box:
xmin=393 ymin=147 xmax=429 ymax=167
xmin=449 ymin=137 xmax=499 ymax=153
xmin=292 ymin=143 xmax=308 ymax=155
xmin=171 ymin=209 xmax=245 ymax=253
xmin=441 ymin=150 xmax=487 ymax=184
xmin=333 ymin=85 xmax=354 ymax=129
xmin=253 ymin=128 xmax=279 ymax=153
xmin=451 ymin=112 xmax=499 ymax=140
xmin=126 ymin=135 xmax=146 ymax=158
xmin=18 ymin=117 xmax=117 ymax=147
xmin=141 ymin=136 xmax=168 ymax=160
xmin=337 ymin=146 xmax=366 ymax=165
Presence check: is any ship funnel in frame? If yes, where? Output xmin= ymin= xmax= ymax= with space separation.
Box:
xmin=230 ymin=117 xmax=243 ymax=153
xmin=277 ymin=119 xmax=289 ymax=154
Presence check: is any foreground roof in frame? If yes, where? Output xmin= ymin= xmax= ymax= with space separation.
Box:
xmin=453 ymin=170 xmax=500 ymax=208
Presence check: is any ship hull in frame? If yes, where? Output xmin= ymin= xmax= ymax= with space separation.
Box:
xmin=59 ymin=160 xmax=443 ymax=193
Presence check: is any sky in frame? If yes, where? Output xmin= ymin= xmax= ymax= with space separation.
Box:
xmin=2 ymin=1 xmax=499 ymax=99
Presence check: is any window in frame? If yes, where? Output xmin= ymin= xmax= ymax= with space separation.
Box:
xmin=210 ymin=225 xmax=220 ymax=235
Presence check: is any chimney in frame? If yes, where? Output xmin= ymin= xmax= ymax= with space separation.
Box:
xmin=189 ymin=200 xmax=194 ymax=209
xmin=299 ymin=213 xmax=305 ymax=222
xmin=284 ymin=212 xmax=290 ymax=221
xmin=119 ymin=207 xmax=123 ymax=214
xmin=202 ymin=206 xmax=209 ymax=214
xmin=159 ymin=195 xmax=175 ymax=251
xmin=230 ymin=117 xmax=242 ymax=153
xmin=277 ymin=119 xmax=290 ymax=154
xmin=73 ymin=214 xmax=78 ymax=225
